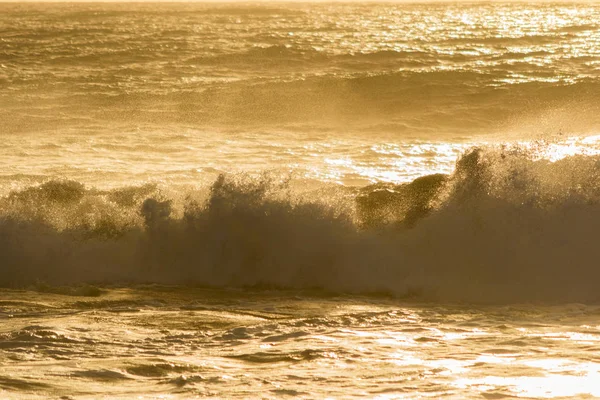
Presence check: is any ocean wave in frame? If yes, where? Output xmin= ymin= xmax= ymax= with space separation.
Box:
xmin=2 ymin=145 xmax=600 ymax=304
xmin=558 ymin=23 xmax=599 ymax=33
xmin=438 ymin=34 xmax=562 ymax=46
xmin=185 ymin=46 xmax=437 ymax=70
xmin=35 ymin=70 xmax=594 ymax=135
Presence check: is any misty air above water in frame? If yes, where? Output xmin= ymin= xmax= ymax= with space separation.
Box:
xmin=1 ymin=2 xmax=600 ymax=399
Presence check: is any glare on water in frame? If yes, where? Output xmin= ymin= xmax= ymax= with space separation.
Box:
xmin=1 ymin=2 xmax=600 ymax=399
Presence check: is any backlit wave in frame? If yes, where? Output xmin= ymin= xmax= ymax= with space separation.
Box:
xmin=2 ymin=145 xmax=600 ymax=304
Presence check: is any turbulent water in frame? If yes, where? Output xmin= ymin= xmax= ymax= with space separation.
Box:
xmin=2 ymin=288 xmax=600 ymax=399
xmin=1 ymin=1 xmax=600 ymax=398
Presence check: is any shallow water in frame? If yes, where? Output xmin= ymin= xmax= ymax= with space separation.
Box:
xmin=1 ymin=287 xmax=599 ymax=399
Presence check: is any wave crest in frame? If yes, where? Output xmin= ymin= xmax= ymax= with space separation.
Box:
xmin=2 ymin=145 xmax=600 ymax=303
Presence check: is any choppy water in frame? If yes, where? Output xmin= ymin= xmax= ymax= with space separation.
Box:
xmin=1 ymin=287 xmax=600 ymax=399
xmin=2 ymin=2 xmax=600 ymax=186
xmin=2 ymin=2 xmax=600 ymax=398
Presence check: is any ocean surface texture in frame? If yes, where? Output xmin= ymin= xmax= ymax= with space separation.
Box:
xmin=1 ymin=2 xmax=600 ymax=398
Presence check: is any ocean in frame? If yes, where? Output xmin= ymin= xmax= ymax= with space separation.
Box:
xmin=1 ymin=1 xmax=600 ymax=398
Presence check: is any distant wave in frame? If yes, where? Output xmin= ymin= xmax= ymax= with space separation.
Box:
xmin=2 ymin=145 xmax=600 ymax=304
xmin=438 ymin=34 xmax=561 ymax=46
xmin=184 ymin=46 xmax=437 ymax=69
xmin=9 ymin=70 xmax=594 ymax=137
xmin=558 ymin=23 xmax=599 ymax=33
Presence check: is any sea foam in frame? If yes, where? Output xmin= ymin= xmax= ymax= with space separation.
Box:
xmin=2 ymin=145 xmax=600 ymax=303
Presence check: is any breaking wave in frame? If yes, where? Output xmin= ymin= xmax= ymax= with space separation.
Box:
xmin=2 ymin=144 xmax=600 ymax=304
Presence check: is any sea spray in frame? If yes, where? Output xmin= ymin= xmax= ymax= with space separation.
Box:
xmin=2 ymin=145 xmax=600 ymax=303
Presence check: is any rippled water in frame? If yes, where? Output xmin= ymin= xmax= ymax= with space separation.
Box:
xmin=1 ymin=287 xmax=600 ymax=399
xmin=2 ymin=2 xmax=600 ymax=398
xmin=1 ymin=2 xmax=600 ymax=187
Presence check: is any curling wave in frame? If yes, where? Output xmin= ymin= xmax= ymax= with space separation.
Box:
xmin=2 ymin=145 xmax=600 ymax=304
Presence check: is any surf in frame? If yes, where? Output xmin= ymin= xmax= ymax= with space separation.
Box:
xmin=1 ymin=145 xmax=599 ymax=304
